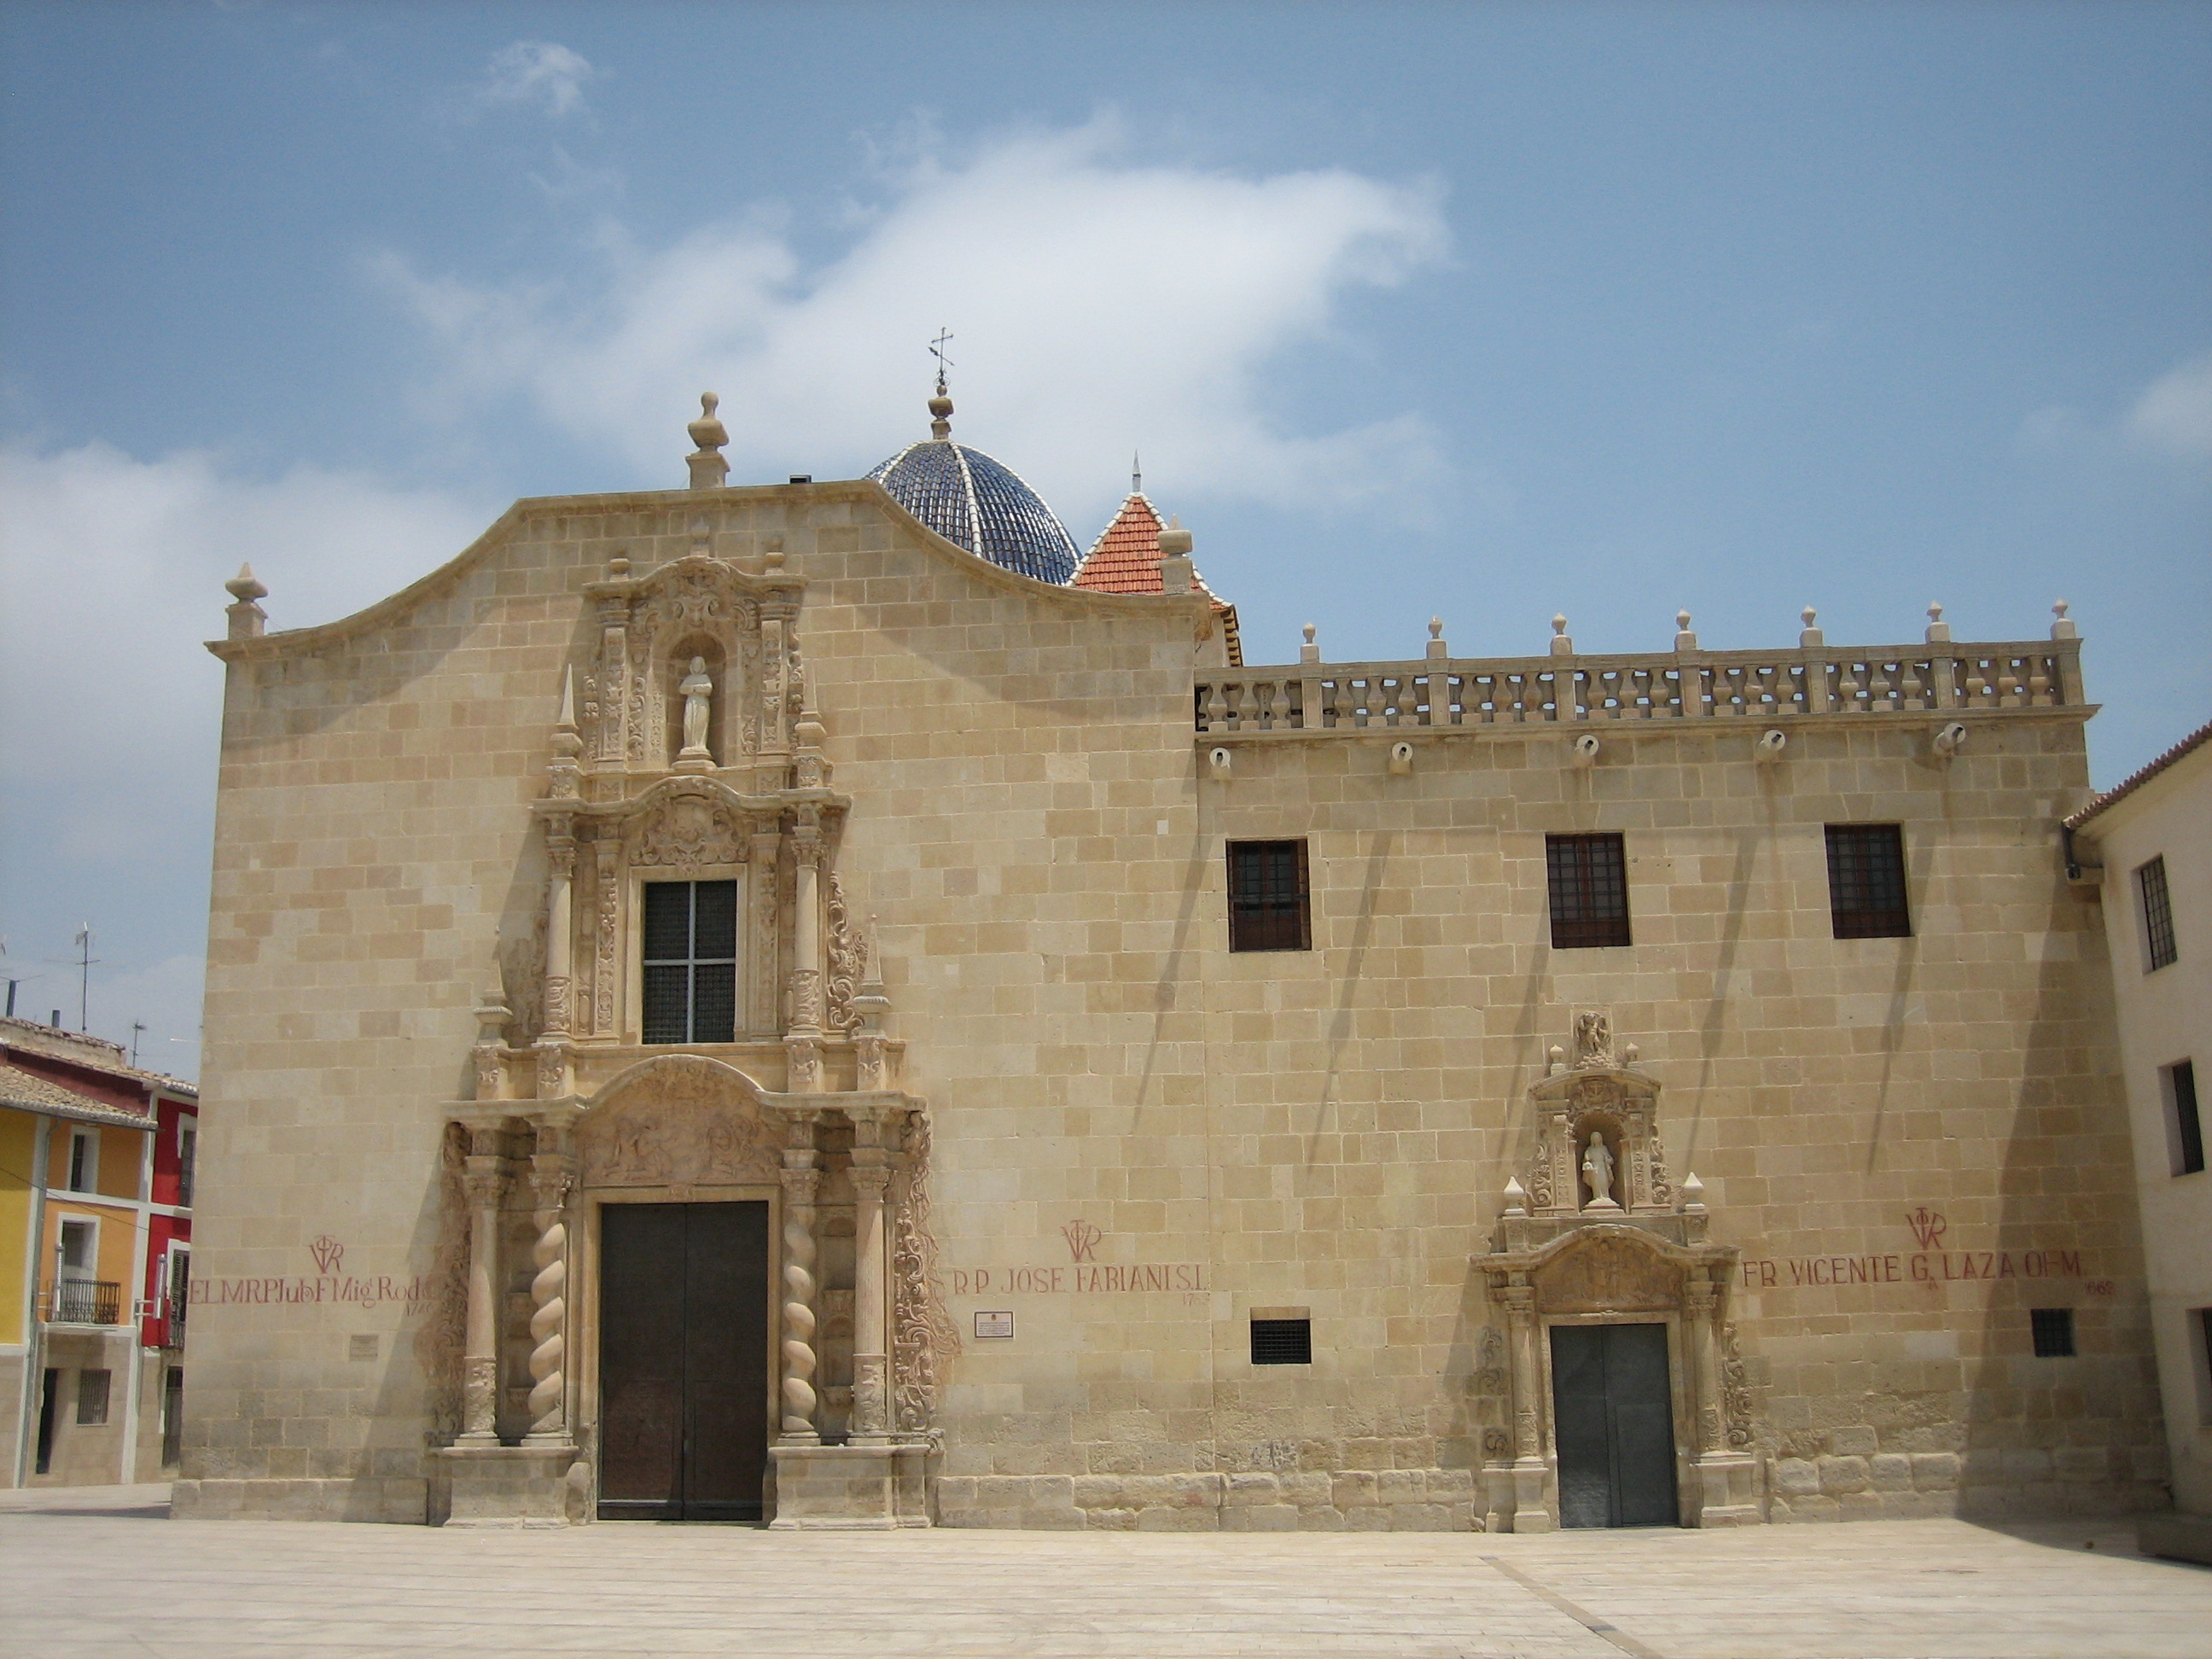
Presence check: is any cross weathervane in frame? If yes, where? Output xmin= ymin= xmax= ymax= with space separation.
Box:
xmin=928 ymin=329 xmax=954 ymax=392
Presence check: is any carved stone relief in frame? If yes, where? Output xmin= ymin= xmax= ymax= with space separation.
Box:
xmin=577 ymin=1062 xmax=782 ymax=1188
xmin=891 ymin=1112 xmax=959 ymax=1435
xmin=825 ymin=874 xmax=866 ymax=1034
xmin=1533 ymin=1232 xmax=1680 ymax=1313
xmin=633 ymin=790 xmax=747 ymax=868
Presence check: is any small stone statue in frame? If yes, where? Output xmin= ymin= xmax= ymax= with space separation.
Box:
xmin=1582 ymin=1132 xmax=1619 ymax=1209
xmin=678 ymin=657 xmax=713 ymax=760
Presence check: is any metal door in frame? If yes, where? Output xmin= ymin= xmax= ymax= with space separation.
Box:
xmin=597 ymin=1201 xmax=770 ymax=1522
xmin=1550 ymin=1321 xmax=1678 ymax=1528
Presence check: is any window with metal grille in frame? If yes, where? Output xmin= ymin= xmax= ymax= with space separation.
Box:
xmin=1250 ymin=1318 xmax=1313 ymax=1366
xmin=2199 ymin=1309 xmax=2212 ymax=1410
xmin=1825 ymin=824 xmax=1911 ymax=939
xmin=1227 ymin=840 xmax=1311 ymax=952
xmin=1545 ymin=833 xmax=1631 ymax=949
xmin=76 ymin=1368 xmax=111 ymax=1425
xmin=640 ymin=880 xmax=738 ymax=1044
xmin=2029 ymin=1307 xmax=2075 ymax=1358
xmin=2139 ymin=855 xmax=2177 ymax=971
xmin=2168 ymin=1060 xmax=2204 ymax=1177
xmin=177 ymin=1124 xmax=197 ymax=1209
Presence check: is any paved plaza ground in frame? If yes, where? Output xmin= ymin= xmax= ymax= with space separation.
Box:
xmin=2 ymin=1484 xmax=2207 ymax=1659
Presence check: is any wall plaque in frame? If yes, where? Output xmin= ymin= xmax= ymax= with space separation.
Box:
xmin=974 ymin=1310 xmax=1015 ymax=1340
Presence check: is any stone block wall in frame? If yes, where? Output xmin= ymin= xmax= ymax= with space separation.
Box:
xmin=184 ymin=476 xmax=2163 ymax=1526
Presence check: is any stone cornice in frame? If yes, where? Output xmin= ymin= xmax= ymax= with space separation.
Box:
xmin=206 ymin=480 xmax=1214 ymax=665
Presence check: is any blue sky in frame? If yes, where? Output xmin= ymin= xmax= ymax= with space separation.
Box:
xmin=3 ymin=1 xmax=2208 ymax=1074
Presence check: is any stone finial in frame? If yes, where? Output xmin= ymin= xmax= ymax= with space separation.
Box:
xmin=1622 ymin=1041 xmax=1640 ymax=1067
xmin=689 ymin=517 xmax=713 ymax=557
xmin=1300 ymin=622 xmax=1320 ymax=665
xmin=2051 ymin=599 xmax=2077 ymax=641
xmin=1550 ymin=613 xmax=1574 ymax=656
xmin=1799 ymin=606 xmax=1824 ymax=649
xmin=928 ymin=389 xmax=954 ymax=440
xmin=686 ymin=393 xmax=730 ymax=490
xmin=1674 ymin=609 xmax=1698 ymax=652
xmin=606 ymin=552 xmax=631 ymax=580
xmin=1427 ymin=616 xmax=1447 ymax=661
xmin=1158 ymin=515 xmax=1195 ymax=595
xmin=1924 ymin=601 xmax=1951 ymax=644
xmin=1681 ymin=1171 xmax=1707 ymax=1214
xmin=1546 ymin=1043 xmax=1566 ymax=1076
xmin=548 ymin=667 xmax=582 ymax=794
xmin=224 ymin=562 xmax=269 ymax=640
xmin=1502 ymin=1175 xmax=1528 ymax=1219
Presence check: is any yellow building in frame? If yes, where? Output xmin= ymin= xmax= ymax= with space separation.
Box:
xmin=2 ymin=1017 xmax=198 ymax=1487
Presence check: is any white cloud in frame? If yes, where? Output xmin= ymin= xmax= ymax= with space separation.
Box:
xmin=480 ymin=40 xmax=597 ymax=119
xmin=2128 ymin=354 xmax=2212 ymax=461
xmin=0 ymin=441 xmax=496 ymax=1073
xmin=375 ymin=121 xmax=1451 ymax=533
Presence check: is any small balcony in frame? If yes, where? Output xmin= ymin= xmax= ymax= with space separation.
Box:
xmin=49 ymin=1279 xmax=121 ymax=1325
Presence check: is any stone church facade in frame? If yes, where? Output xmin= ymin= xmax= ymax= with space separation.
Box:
xmin=172 ymin=393 xmax=2165 ymax=1530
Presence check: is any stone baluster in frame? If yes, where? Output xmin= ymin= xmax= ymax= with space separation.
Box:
xmin=1685 ymin=1273 xmax=1726 ymax=1458
xmin=459 ymin=1131 xmax=508 ymax=1444
xmin=524 ymin=1130 xmax=574 ymax=1444
xmin=848 ymin=1113 xmax=893 ymax=1443
xmin=778 ymin=1114 xmax=823 ymax=1443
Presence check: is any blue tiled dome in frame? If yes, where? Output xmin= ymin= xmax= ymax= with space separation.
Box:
xmin=868 ymin=405 xmax=1080 ymax=585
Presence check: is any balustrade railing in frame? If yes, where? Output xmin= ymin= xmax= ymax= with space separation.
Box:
xmin=49 ymin=1279 xmax=121 ymax=1325
xmin=1193 ymin=642 xmax=2078 ymax=736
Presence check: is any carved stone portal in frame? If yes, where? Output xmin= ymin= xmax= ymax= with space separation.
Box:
xmin=1477 ymin=1016 xmax=1761 ymax=1533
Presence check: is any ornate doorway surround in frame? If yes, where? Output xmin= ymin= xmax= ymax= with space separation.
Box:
xmin=435 ymin=530 xmax=958 ymax=1528
xmin=1476 ymin=1013 xmax=1763 ymax=1532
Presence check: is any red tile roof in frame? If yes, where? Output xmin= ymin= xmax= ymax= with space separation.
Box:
xmin=2064 ymin=718 xmax=2212 ymax=830
xmin=1073 ymin=494 xmax=1243 ymax=665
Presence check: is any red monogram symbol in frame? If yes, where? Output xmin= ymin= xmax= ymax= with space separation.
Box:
xmin=309 ymin=1235 xmax=345 ymax=1275
xmin=1905 ymin=1208 xmax=1947 ymax=1251
xmin=1061 ymin=1221 xmax=1102 ymax=1262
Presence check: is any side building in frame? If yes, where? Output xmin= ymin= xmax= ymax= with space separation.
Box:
xmin=176 ymin=395 xmax=2158 ymax=1531
xmin=1 ymin=1017 xmax=197 ymax=1487
xmin=2067 ymin=721 xmax=2212 ymax=1564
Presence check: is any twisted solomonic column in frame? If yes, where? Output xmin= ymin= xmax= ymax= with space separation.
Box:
xmin=524 ymin=1138 xmax=575 ymax=1444
xmin=779 ymin=1115 xmax=822 ymax=1443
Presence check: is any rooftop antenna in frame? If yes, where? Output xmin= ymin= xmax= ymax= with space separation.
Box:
xmin=1132 ymin=451 xmax=1142 ymax=495
xmin=71 ymin=924 xmax=96 ymax=1031
xmin=131 ymin=1022 xmax=147 ymax=1067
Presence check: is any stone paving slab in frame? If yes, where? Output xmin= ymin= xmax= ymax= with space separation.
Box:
xmin=0 ymin=1486 xmax=2206 ymax=1659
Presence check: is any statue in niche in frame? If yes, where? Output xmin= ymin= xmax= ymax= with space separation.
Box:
xmin=678 ymin=657 xmax=714 ymax=761
xmin=1581 ymin=1132 xmax=1620 ymax=1210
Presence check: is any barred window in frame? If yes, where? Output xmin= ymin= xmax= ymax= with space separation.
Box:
xmin=2168 ymin=1060 xmax=2203 ymax=1178
xmin=76 ymin=1368 xmax=111 ymax=1425
xmin=1825 ymin=824 xmax=1911 ymax=939
xmin=1546 ymin=834 xmax=1631 ymax=950
xmin=1250 ymin=1318 xmax=1313 ymax=1366
xmin=1228 ymin=841 xmax=1311 ymax=952
xmin=2029 ymin=1307 xmax=2076 ymax=1359
xmin=2139 ymin=855 xmax=2177 ymax=971
xmin=641 ymin=880 xmax=738 ymax=1045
